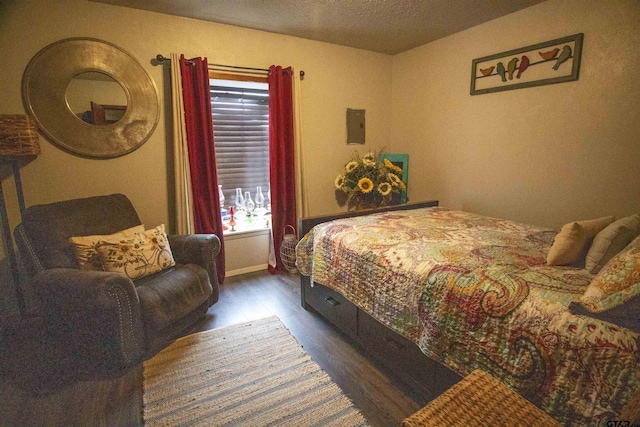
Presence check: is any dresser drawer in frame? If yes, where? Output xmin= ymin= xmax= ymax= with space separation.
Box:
xmin=305 ymin=282 xmax=358 ymax=340
xmin=358 ymin=311 xmax=436 ymax=392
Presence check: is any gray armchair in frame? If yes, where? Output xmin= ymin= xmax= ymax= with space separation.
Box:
xmin=12 ymin=193 xmax=220 ymax=375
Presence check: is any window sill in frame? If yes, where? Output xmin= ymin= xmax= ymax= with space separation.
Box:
xmin=224 ymin=227 xmax=271 ymax=240
xmin=222 ymin=214 xmax=271 ymax=240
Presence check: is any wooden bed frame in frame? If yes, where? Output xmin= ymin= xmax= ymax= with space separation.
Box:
xmin=297 ymin=200 xmax=461 ymax=400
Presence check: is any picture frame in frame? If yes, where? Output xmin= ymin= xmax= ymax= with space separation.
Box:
xmin=470 ymin=33 xmax=583 ymax=96
xmin=379 ymin=153 xmax=408 ymax=204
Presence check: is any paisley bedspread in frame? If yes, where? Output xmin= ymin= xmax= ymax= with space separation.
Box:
xmin=296 ymin=207 xmax=640 ymax=426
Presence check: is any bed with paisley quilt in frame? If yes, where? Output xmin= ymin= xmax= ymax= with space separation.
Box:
xmin=295 ymin=203 xmax=640 ymax=426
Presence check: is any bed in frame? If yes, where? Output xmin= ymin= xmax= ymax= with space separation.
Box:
xmin=296 ymin=202 xmax=640 ymax=427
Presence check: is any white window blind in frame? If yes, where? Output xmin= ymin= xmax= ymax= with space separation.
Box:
xmin=210 ymin=79 xmax=269 ymax=208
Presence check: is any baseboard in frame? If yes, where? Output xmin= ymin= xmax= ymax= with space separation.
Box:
xmin=226 ymin=264 xmax=269 ymax=277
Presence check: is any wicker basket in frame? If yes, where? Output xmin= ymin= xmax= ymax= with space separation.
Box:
xmin=402 ymin=370 xmax=561 ymax=427
xmin=0 ymin=114 xmax=40 ymax=156
xmin=280 ymin=225 xmax=299 ymax=273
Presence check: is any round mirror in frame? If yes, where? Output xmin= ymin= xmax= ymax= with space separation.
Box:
xmin=22 ymin=38 xmax=159 ymax=159
xmin=66 ymin=71 xmax=128 ymax=126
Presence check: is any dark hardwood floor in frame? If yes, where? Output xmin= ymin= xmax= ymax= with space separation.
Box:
xmin=0 ymin=270 xmax=429 ymax=426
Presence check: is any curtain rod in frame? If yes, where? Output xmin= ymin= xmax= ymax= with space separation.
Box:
xmin=154 ymin=54 xmax=305 ymax=79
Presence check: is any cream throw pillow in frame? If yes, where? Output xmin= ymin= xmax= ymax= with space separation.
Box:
xmin=95 ymin=224 xmax=175 ymax=280
xmin=585 ymin=214 xmax=640 ymax=274
xmin=547 ymin=216 xmax=615 ymax=266
xmin=70 ymin=224 xmax=145 ymax=270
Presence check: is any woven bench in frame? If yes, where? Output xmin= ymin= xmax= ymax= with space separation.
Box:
xmin=402 ymin=369 xmax=561 ymax=427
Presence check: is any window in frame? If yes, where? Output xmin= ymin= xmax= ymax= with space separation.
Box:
xmin=210 ymin=79 xmax=270 ymax=233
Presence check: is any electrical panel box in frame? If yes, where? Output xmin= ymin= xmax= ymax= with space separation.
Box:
xmin=346 ymin=109 xmax=365 ymax=144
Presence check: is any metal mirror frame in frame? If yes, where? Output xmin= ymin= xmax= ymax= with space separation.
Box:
xmin=22 ymin=38 xmax=159 ymax=159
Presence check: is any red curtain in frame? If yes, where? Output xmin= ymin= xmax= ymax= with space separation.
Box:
xmin=180 ymin=55 xmax=225 ymax=284
xmin=268 ymin=66 xmax=297 ymax=274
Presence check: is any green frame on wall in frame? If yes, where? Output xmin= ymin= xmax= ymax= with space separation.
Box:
xmin=379 ymin=153 xmax=409 ymax=204
xmin=470 ymin=33 xmax=583 ymax=96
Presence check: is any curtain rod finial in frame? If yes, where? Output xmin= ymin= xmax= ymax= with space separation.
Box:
xmin=156 ymin=54 xmax=167 ymax=62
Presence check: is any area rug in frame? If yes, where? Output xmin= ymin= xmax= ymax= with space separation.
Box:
xmin=143 ymin=316 xmax=369 ymax=426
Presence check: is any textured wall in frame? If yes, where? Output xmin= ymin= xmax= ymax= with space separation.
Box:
xmin=392 ymin=0 xmax=640 ymax=229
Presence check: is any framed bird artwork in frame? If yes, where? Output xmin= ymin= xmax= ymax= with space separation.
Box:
xmin=470 ymin=33 xmax=583 ymax=95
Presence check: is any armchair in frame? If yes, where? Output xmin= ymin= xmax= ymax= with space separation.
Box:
xmin=12 ymin=193 xmax=220 ymax=375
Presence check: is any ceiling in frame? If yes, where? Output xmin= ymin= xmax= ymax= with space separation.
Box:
xmin=90 ymin=0 xmax=546 ymax=55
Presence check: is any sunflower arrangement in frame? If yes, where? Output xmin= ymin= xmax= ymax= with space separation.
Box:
xmin=335 ymin=151 xmax=406 ymax=210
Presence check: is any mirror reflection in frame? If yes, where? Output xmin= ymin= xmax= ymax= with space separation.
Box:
xmin=66 ymin=71 xmax=127 ymax=125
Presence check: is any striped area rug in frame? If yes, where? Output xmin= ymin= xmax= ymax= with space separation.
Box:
xmin=143 ymin=316 xmax=369 ymax=426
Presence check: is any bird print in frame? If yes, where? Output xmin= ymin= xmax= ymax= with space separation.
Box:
xmin=496 ymin=62 xmax=506 ymax=82
xmin=480 ymin=66 xmax=495 ymax=76
xmin=539 ymin=47 xmax=560 ymax=60
xmin=552 ymin=45 xmax=572 ymax=70
xmin=516 ymin=55 xmax=530 ymax=79
xmin=507 ymin=57 xmax=519 ymax=80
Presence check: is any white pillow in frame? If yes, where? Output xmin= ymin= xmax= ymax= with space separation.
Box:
xmin=95 ymin=224 xmax=175 ymax=280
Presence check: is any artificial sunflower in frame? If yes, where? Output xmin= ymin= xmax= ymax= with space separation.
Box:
xmin=345 ymin=161 xmax=359 ymax=173
xmin=389 ymin=173 xmax=402 ymax=186
xmin=384 ymin=158 xmax=403 ymax=174
xmin=377 ymin=182 xmax=392 ymax=196
xmin=358 ymin=177 xmax=374 ymax=193
xmin=363 ymin=158 xmax=376 ymax=167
